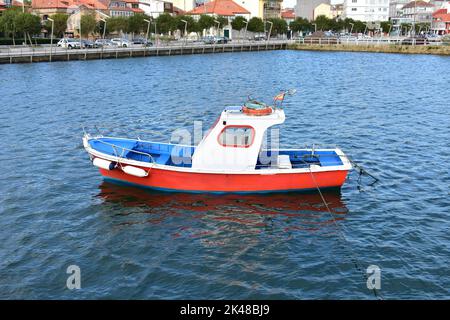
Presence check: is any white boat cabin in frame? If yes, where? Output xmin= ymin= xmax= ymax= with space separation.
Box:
xmin=191 ymin=106 xmax=285 ymax=171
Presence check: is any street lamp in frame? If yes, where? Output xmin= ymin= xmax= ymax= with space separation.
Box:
xmin=181 ymin=19 xmax=188 ymax=44
xmin=312 ymin=23 xmax=317 ymax=33
xmin=349 ymin=22 xmax=354 ymax=35
xmin=47 ymin=17 xmax=54 ymax=62
xmin=266 ymin=21 xmax=273 ymax=43
xmin=243 ymin=20 xmax=248 ymax=43
xmin=100 ymin=18 xmax=107 ymax=39
xmin=388 ymin=23 xmax=392 ymax=36
xmin=144 ymin=19 xmax=151 ymax=44
xmin=364 ymin=23 xmax=368 ymax=35
xmin=214 ymin=19 xmax=220 ymax=36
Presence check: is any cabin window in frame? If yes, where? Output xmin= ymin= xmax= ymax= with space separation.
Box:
xmin=218 ymin=126 xmax=255 ymax=148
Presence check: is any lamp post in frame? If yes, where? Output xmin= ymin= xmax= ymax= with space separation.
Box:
xmin=266 ymin=20 xmax=273 ymax=43
xmin=388 ymin=23 xmax=392 ymax=37
xmin=349 ymin=22 xmax=354 ymax=35
xmin=214 ymin=19 xmax=220 ymax=37
xmin=153 ymin=20 xmax=157 ymax=47
xmin=144 ymin=18 xmax=151 ymax=45
xmin=181 ymin=19 xmax=188 ymax=45
xmin=312 ymin=23 xmax=317 ymax=33
xmin=100 ymin=18 xmax=107 ymax=39
xmin=364 ymin=23 xmax=368 ymax=36
xmin=243 ymin=20 xmax=248 ymax=43
xmin=47 ymin=17 xmax=54 ymax=62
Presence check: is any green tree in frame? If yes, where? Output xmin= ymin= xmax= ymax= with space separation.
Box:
xmin=0 ymin=8 xmax=21 ymax=42
xmin=198 ymin=14 xmax=214 ymax=32
xmin=44 ymin=13 xmax=68 ymax=38
xmin=267 ymin=18 xmax=287 ymax=35
xmin=353 ymin=20 xmax=366 ymax=33
xmin=80 ymin=13 xmax=96 ymax=37
xmin=247 ymin=17 xmax=264 ymax=33
xmin=107 ymin=16 xmax=128 ymax=34
xmin=174 ymin=15 xmax=196 ymax=34
xmin=314 ymin=15 xmax=333 ymax=31
xmin=128 ymin=13 xmax=147 ymax=35
xmin=380 ymin=21 xmax=391 ymax=34
xmin=155 ymin=13 xmax=175 ymax=34
xmin=216 ymin=16 xmax=228 ymax=28
xmin=289 ymin=17 xmax=312 ymax=33
xmin=231 ymin=16 xmax=247 ymax=31
xmin=15 ymin=12 xmax=42 ymax=44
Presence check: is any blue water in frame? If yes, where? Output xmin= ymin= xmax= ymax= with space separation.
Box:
xmin=0 ymin=51 xmax=449 ymax=299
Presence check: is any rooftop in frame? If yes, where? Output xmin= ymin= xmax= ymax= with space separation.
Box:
xmin=32 ymin=0 xmax=108 ymax=10
xmin=187 ymin=0 xmax=250 ymax=16
xmin=281 ymin=8 xmax=295 ymax=19
xmin=402 ymin=1 xmax=435 ymax=9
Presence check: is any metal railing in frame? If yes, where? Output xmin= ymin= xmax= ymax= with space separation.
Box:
xmin=295 ymin=37 xmax=443 ymax=46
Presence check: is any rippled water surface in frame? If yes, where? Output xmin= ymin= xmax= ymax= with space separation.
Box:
xmin=0 ymin=51 xmax=449 ymax=299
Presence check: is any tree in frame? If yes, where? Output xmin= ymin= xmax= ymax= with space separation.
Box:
xmin=267 ymin=18 xmax=287 ymax=35
xmin=231 ymin=16 xmax=247 ymax=31
xmin=128 ymin=13 xmax=147 ymax=35
xmin=174 ymin=15 xmax=197 ymax=34
xmin=80 ymin=13 xmax=96 ymax=37
xmin=0 ymin=8 xmax=20 ymax=42
xmin=216 ymin=16 xmax=228 ymax=28
xmin=44 ymin=13 xmax=68 ymax=38
xmin=314 ymin=15 xmax=333 ymax=31
xmin=107 ymin=16 xmax=128 ymax=34
xmin=380 ymin=21 xmax=391 ymax=34
xmin=247 ymin=17 xmax=264 ymax=33
xmin=198 ymin=14 xmax=214 ymax=32
xmin=155 ymin=13 xmax=175 ymax=34
xmin=289 ymin=17 xmax=312 ymax=33
xmin=15 ymin=12 xmax=42 ymax=44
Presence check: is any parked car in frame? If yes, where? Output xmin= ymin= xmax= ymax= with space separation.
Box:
xmin=203 ymin=36 xmax=215 ymax=44
xmin=81 ymin=40 xmax=97 ymax=48
xmin=111 ymin=38 xmax=130 ymax=47
xmin=57 ymin=38 xmax=81 ymax=49
xmin=401 ymin=37 xmax=429 ymax=45
xmin=254 ymin=35 xmax=267 ymax=41
xmin=94 ymin=39 xmax=116 ymax=47
xmin=215 ymin=36 xmax=228 ymax=44
xmin=132 ymin=38 xmax=147 ymax=45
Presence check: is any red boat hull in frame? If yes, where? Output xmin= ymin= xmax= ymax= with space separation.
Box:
xmin=98 ymin=167 xmax=349 ymax=193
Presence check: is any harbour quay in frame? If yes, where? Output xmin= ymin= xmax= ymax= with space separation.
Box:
xmin=0 ymin=40 xmax=289 ymax=64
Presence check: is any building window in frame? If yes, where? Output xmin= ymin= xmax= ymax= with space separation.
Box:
xmin=218 ymin=126 xmax=255 ymax=148
xmin=352 ymin=0 xmax=357 ymax=3
xmin=351 ymin=8 xmax=357 ymax=11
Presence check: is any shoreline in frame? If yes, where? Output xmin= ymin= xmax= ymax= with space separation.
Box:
xmin=288 ymin=43 xmax=450 ymax=56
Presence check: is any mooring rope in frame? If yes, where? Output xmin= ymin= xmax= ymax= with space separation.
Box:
xmin=303 ymin=160 xmax=383 ymax=300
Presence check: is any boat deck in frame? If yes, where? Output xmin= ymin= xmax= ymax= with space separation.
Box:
xmin=88 ymin=138 xmax=343 ymax=169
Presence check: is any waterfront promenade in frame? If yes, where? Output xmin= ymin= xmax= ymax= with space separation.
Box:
xmin=2 ymin=37 xmax=449 ymax=65
xmin=0 ymin=40 xmax=289 ymax=64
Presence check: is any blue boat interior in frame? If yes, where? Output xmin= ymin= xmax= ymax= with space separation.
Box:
xmin=89 ymin=138 xmax=343 ymax=169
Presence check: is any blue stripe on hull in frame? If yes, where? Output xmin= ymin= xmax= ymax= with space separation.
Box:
xmin=102 ymin=177 xmax=342 ymax=195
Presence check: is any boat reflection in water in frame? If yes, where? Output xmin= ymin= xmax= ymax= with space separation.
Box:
xmin=96 ymin=182 xmax=349 ymax=245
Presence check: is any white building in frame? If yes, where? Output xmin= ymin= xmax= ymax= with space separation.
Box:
xmin=171 ymin=0 xmax=196 ymax=11
xmin=342 ymin=0 xmax=390 ymax=21
xmin=138 ymin=0 xmax=173 ymax=17
xmin=235 ymin=0 xmax=261 ymax=18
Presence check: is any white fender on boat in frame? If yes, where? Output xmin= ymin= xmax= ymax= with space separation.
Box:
xmin=122 ymin=165 xmax=148 ymax=178
xmin=93 ymin=158 xmax=116 ymax=170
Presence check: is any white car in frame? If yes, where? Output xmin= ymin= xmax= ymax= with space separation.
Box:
xmin=57 ymin=38 xmax=81 ymax=49
xmin=110 ymin=38 xmax=130 ymax=47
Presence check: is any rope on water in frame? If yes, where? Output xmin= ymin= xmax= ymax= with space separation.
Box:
xmin=302 ymin=160 xmax=383 ymax=300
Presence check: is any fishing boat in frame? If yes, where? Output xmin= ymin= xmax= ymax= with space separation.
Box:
xmin=83 ymin=91 xmax=352 ymax=193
